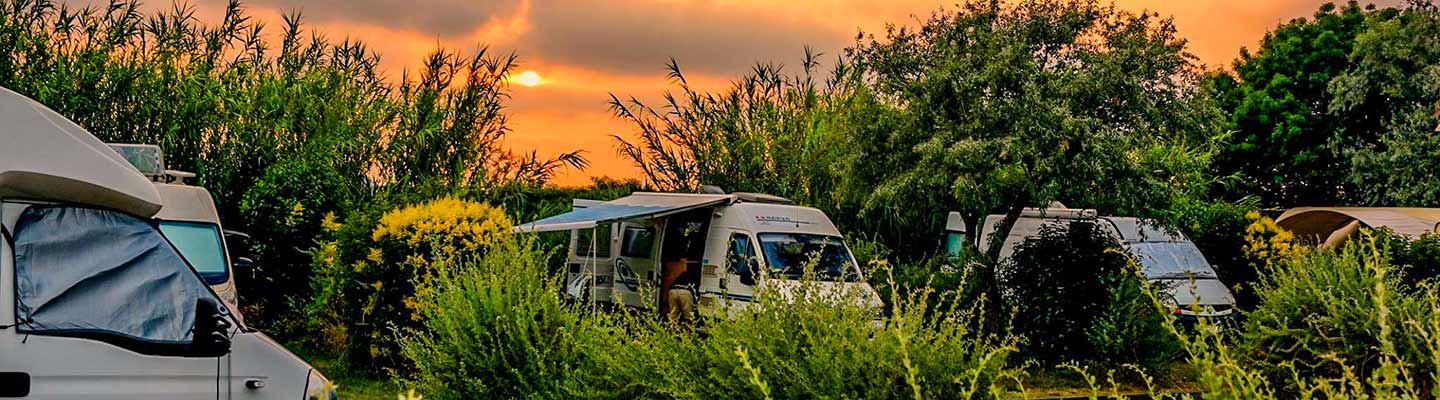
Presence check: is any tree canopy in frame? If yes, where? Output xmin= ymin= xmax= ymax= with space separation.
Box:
xmin=846 ymin=0 xmax=1221 ymax=259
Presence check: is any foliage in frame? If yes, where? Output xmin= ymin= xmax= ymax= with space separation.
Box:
xmin=1237 ymin=232 xmax=1435 ymax=394
xmin=610 ymin=49 xmax=852 ymax=208
xmin=1331 ymin=2 xmax=1440 ymax=206
xmin=1167 ymin=199 xmax=1264 ymax=310
xmin=848 ymin=0 xmax=1220 ymax=260
xmin=1206 ymin=1 xmax=1384 ymax=206
xmin=238 ymin=157 xmax=360 ymax=332
xmin=401 ymin=237 xmax=1022 ymax=399
xmin=311 ymin=197 xmax=514 ymax=369
xmin=1242 ymin=211 xmax=1302 ymax=265
xmin=398 ymin=236 xmax=589 ymax=399
xmin=1002 ymin=220 xmax=1180 ymax=369
xmin=0 ymin=0 xmax=584 ymax=328
xmin=1372 ymin=228 xmax=1440 ymax=287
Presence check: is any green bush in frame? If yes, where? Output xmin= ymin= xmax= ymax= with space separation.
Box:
xmin=1238 ymin=232 xmax=1435 ymax=394
xmin=238 ymin=158 xmax=358 ymax=334
xmin=400 ymin=238 xmax=1021 ymax=399
xmin=398 ymin=236 xmax=594 ymax=399
xmin=1373 ymin=228 xmax=1440 ymax=288
xmin=1169 ymin=200 xmax=1263 ymax=311
xmin=310 ymin=197 xmax=514 ymax=370
xmin=1002 ymin=220 xmax=1180 ymax=370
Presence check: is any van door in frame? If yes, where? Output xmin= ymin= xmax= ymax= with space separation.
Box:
xmin=613 ymin=222 xmax=660 ymax=309
xmin=567 ymin=224 xmax=615 ymax=305
xmin=0 ymin=204 xmax=229 ymax=400
xmin=718 ymin=232 xmax=760 ymax=306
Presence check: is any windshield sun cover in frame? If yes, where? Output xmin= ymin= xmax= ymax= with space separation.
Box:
xmin=757 ymin=233 xmax=860 ymax=282
xmin=12 ymin=206 xmax=222 ymax=344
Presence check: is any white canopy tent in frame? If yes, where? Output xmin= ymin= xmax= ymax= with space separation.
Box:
xmin=0 ymin=87 xmax=161 ymax=217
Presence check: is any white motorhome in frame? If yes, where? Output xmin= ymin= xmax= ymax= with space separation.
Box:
xmin=109 ymin=144 xmax=243 ymax=311
xmin=516 ymin=191 xmax=882 ymax=317
xmin=957 ymin=205 xmax=1237 ymax=321
xmin=0 ymin=87 xmax=333 ymax=399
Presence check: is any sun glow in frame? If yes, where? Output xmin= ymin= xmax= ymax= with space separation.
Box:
xmin=512 ymin=70 xmax=543 ymax=87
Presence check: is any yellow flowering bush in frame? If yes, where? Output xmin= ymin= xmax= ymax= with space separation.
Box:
xmin=1244 ymin=210 xmax=1302 ymax=266
xmin=308 ymin=196 xmax=515 ymax=369
xmin=372 ymin=197 xmax=513 ymax=264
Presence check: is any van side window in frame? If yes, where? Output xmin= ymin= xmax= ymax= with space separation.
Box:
xmin=575 ymin=224 xmax=612 ymax=258
xmin=11 ymin=206 xmax=223 ymax=353
xmin=725 ymin=233 xmax=757 ymax=275
xmin=620 ymin=226 xmax=655 ymax=258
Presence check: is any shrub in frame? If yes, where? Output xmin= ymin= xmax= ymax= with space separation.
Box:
xmin=310 ymin=197 xmax=513 ymax=370
xmin=1170 ymin=200 xmax=1263 ymax=310
xmin=1001 ymin=220 xmax=1180 ymax=370
xmin=398 ymin=237 xmax=594 ymax=399
xmin=1242 ymin=211 xmax=1301 ymax=266
xmin=1238 ymin=232 xmax=1435 ymax=394
xmin=400 ymin=240 xmax=1022 ymax=399
xmin=1373 ymin=228 xmax=1440 ymax=288
xmin=238 ymin=158 xmax=358 ymax=333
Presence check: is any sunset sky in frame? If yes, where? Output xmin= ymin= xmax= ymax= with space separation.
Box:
xmin=106 ymin=0 xmax=1402 ymax=186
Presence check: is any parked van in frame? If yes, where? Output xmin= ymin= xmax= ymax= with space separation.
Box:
xmin=955 ymin=205 xmax=1237 ymax=321
xmin=0 ymin=87 xmax=333 ymax=399
xmin=516 ymin=190 xmax=882 ymax=318
xmin=109 ymin=144 xmax=243 ymax=312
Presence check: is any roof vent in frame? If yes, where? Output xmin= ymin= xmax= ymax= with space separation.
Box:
xmin=699 ymin=185 xmax=725 ymax=194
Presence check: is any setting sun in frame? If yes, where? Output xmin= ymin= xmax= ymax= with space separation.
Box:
xmin=512 ymin=70 xmax=543 ymax=87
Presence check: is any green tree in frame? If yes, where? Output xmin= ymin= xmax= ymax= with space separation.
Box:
xmin=847 ymin=0 xmax=1219 ymax=264
xmin=1330 ymin=2 xmax=1440 ymax=206
xmin=1207 ymin=2 xmax=1385 ymax=207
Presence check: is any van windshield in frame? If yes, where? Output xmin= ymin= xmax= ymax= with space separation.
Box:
xmin=757 ymin=233 xmax=860 ymax=282
xmin=1129 ymin=242 xmax=1218 ymax=280
xmin=158 ymin=221 xmax=229 ymax=285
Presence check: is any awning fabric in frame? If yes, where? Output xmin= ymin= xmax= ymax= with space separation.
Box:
xmin=515 ymin=193 xmax=731 ymax=233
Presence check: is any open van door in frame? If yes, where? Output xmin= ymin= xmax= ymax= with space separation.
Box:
xmin=613 ymin=221 xmax=660 ymax=309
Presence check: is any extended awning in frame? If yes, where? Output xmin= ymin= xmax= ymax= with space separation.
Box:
xmin=514 ymin=193 xmax=731 ymax=233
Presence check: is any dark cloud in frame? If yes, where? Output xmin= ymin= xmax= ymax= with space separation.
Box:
xmin=221 ymin=0 xmax=858 ymax=77
xmin=235 ymin=0 xmax=523 ymax=37
xmin=515 ymin=0 xmax=855 ymax=76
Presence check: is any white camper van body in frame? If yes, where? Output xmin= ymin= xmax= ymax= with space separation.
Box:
xmin=153 ymin=181 xmax=241 ymax=310
xmin=975 ymin=206 xmax=1237 ymax=320
xmin=519 ymin=192 xmax=882 ymax=316
xmin=108 ymin=144 xmax=242 ymax=310
xmin=0 ymin=87 xmax=332 ymax=399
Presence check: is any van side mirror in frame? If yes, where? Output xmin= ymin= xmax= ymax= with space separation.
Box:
xmin=190 ymin=297 xmax=232 ymax=357
xmin=232 ymin=256 xmax=255 ymax=278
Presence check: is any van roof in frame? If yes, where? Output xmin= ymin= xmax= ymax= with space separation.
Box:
xmin=0 ymin=87 xmax=162 ymax=216
xmin=518 ymin=191 xmax=804 ymax=233
xmin=153 ymin=183 xmax=221 ymax=224
xmin=724 ymin=202 xmax=842 ymax=236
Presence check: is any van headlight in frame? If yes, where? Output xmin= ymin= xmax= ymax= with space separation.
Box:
xmin=306 ymin=370 xmax=338 ymax=400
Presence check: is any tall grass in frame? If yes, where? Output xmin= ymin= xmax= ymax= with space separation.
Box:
xmin=0 ymin=0 xmax=585 ymax=327
xmin=400 ymin=237 xmax=1020 ymax=399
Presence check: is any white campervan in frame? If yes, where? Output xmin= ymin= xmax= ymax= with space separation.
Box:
xmin=109 ymin=144 xmax=243 ymax=311
xmin=517 ymin=191 xmax=882 ymax=317
xmin=961 ymin=205 xmax=1237 ymax=322
xmin=0 ymin=87 xmax=333 ymax=399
